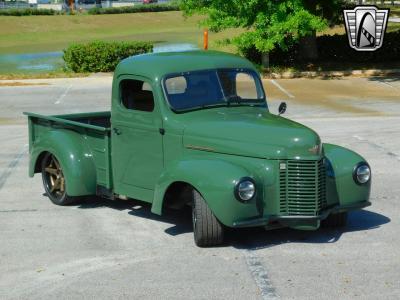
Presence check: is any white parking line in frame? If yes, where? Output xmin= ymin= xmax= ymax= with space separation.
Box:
xmin=270 ymin=80 xmax=295 ymax=99
xmin=353 ymin=135 xmax=400 ymax=161
xmin=54 ymin=85 xmax=72 ymax=105
xmin=0 ymin=144 xmax=28 ymax=191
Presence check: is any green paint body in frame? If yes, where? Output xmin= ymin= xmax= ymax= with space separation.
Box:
xmin=25 ymin=51 xmax=371 ymax=230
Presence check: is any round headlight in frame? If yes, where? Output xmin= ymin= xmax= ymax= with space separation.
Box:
xmin=235 ymin=177 xmax=256 ymax=202
xmin=353 ymin=163 xmax=371 ymax=185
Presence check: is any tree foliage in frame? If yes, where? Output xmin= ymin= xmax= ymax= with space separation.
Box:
xmin=181 ymin=0 xmax=343 ymax=53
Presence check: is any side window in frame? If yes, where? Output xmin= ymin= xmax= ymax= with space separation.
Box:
xmin=120 ymin=79 xmax=155 ymax=112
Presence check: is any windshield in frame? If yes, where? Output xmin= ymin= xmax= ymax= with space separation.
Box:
xmin=163 ymin=69 xmax=266 ymax=112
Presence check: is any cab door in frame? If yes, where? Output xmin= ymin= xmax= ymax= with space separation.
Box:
xmin=111 ymin=75 xmax=163 ymax=202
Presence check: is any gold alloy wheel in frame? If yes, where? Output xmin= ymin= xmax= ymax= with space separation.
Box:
xmin=44 ymin=155 xmax=65 ymax=197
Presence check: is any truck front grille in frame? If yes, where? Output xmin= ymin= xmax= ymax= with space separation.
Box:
xmin=279 ymin=159 xmax=327 ymax=216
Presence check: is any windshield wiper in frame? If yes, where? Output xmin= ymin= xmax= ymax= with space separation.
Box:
xmin=200 ymin=103 xmax=228 ymax=109
xmin=173 ymin=99 xmax=265 ymax=113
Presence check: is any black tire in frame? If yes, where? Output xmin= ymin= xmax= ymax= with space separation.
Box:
xmin=41 ymin=153 xmax=76 ymax=206
xmin=321 ymin=212 xmax=348 ymax=228
xmin=192 ymin=189 xmax=224 ymax=247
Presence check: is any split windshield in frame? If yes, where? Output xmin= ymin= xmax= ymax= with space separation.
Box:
xmin=163 ymin=69 xmax=266 ymax=112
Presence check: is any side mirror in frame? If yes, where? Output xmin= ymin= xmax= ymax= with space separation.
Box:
xmin=278 ymin=102 xmax=287 ymax=115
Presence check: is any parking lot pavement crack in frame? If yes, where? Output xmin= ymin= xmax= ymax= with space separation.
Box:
xmin=243 ymin=249 xmax=279 ymax=299
xmin=353 ymin=135 xmax=400 ymax=162
xmin=0 ymin=144 xmax=28 ymax=191
xmin=376 ymin=80 xmax=399 ymax=90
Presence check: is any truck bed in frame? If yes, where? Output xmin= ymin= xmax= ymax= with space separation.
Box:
xmin=24 ymin=111 xmax=113 ymax=190
xmin=24 ymin=111 xmax=111 ymax=131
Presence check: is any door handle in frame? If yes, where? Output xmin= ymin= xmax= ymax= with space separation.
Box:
xmin=113 ymin=128 xmax=122 ymax=135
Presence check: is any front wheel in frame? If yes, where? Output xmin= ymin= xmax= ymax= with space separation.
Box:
xmin=192 ymin=190 xmax=224 ymax=247
xmin=41 ymin=153 xmax=76 ymax=206
xmin=321 ymin=212 xmax=348 ymax=228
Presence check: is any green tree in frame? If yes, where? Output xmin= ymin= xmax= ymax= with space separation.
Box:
xmin=181 ymin=0 xmax=343 ymax=63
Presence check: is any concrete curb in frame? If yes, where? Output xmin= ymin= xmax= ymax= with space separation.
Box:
xmin=263 ymin=68 xmax=400 ymax=79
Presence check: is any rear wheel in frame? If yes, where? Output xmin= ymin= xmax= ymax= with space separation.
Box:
xmin=321 ymin=212 xmax=348 ymax=228
xmin=192 ymin=189 xmax=224 ymax=247
xmin=41 ymin=153 xmax=76 ymax=205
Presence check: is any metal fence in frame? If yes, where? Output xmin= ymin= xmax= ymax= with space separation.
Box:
xmin=0 ymin=1 xmax=31 ymax=9
xmin=2 ymin=0 xmax=397 ymax=11
xmin=0 ymin=0 xmax=172 ymax=10
xmin=347 ymin=0 xmax=400 ymax=6
xmin=74 ymin=0 xmax=171 ymax=11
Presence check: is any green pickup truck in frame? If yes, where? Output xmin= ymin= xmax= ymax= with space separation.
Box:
xmin=25 ymin=51 xmax=371 ymax=247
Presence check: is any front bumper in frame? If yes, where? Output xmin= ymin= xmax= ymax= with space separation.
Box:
xmin=231 ymin=201 xmax=371 ymax=228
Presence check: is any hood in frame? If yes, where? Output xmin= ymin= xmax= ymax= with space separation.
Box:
xmin=181 ymin=107 xmax=322 ymax=160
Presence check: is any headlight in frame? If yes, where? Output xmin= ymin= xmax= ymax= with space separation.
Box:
xmin=353 ymin=163 xmax=371 ymax=185
xmin=235 ymin=177 xmax=256 ymax=202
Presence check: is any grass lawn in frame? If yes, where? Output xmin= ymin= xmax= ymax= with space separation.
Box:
xmin=0 ymin=72 xmax=89 ymax=80
xmin=0 ymin=11 xmax=240 ymax=54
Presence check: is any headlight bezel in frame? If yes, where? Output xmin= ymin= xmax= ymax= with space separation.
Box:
xmin=234 ymin=177 xmax=256 ymax=202
xmin=353 ymin=162 xmax=371 ymax=185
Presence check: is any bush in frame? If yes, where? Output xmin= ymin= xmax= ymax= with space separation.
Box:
xmin=88 ymin=3 xmax=179 ymax=15
xmin=316 ymin=31 xmax=400 ymax=63
xmin=63 ymin=41 xmax=153 ymax=72
xmin=240 ymin=30 xmax=400 ymax=67
xmin=0 ymin=8 xmax=60 ymax=16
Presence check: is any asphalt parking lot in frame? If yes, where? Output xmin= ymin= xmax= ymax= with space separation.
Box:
xmin=0 ymin=75 xmax=399 ymax=299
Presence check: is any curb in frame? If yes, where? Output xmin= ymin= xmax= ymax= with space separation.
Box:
xmin=263 ymin=68 xmax=400 ymax=79
xmin=1 ymin=69 xmax=400 ymax=82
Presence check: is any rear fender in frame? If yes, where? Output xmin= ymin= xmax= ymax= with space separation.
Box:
xmin=30 ymin=129 xmax=97 ymax=196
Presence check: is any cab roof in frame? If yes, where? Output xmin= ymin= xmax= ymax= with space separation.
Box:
xmin=115 ymin=50 xmax=256 ymax=80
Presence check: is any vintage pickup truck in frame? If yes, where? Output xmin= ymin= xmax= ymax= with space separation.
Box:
xmin=25 ymin=51 xmax=371 ymax=247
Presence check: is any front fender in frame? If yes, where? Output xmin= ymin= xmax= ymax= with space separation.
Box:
xmin=323 ymin=143 xmax=371 ymax=206
xmin=30 ymin=129 xmax=97 ymax=196
xmin=152 ymin=159 xmax=261 ymax=227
